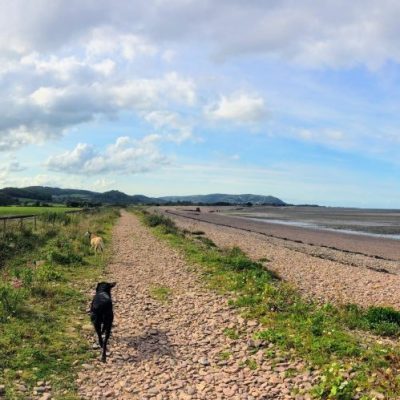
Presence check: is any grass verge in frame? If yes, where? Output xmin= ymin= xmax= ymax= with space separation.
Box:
xmin=138 ymin=209 xmax=400 ymax=400
xmin=0 ymin=208 xmax=119 ymax=399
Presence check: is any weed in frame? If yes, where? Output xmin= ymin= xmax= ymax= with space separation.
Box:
xmin=223 ymin=328 xmax=240 ymax=340
xmin=0 ymin=284 xmax=26 ymax=321
xmin=219 ymin=351 xmax=232 ymax=360
xmin=244 ymin=358 xmax=258 ymax=370
xmin=149 ymin=285 xmax=172 ymax=302
xmin=313 ymin=362 xmax=356 ymax=400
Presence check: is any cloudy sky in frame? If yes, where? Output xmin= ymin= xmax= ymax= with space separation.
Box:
xmin=1 ymin=0 xmax=400 ymax=207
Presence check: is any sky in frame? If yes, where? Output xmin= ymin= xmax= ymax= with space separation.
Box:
xmin=1 ymin=0 xmax=400 ymax=207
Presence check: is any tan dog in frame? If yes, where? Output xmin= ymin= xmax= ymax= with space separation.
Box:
xmin=85 ymin=231 xmax=104 ymax=254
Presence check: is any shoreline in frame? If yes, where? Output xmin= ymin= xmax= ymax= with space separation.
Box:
xmin=162 ymin=207 xmax=400 ymax=308
xmin=162 ymin=207 xmax=400 ymax=261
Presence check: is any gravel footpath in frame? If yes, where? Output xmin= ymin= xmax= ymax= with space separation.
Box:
xmin=164 ymin=211 xmax=400 ymax=309
xmin=77 ymin=211 xmax=316 ymax=400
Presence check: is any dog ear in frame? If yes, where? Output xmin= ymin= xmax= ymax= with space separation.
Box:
xmin=110 ymin=282 xmax=117 ymax=288
xmin=96 ymin=282 xmax=101 ymax=291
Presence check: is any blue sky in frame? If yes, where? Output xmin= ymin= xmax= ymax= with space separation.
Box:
xmin=1 ymin=1 xmax=400 ymax=207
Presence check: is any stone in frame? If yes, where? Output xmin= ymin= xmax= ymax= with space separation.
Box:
xmin=198 ymin=358 xmax=210 ymax=366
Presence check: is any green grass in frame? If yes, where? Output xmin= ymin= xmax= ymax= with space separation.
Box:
xmin=149 ymin=285 xmax=173 ymax=302
xmin=138 ymin=209 xmax=400 ymax=399
xmin=0 ymin=206 xmax=74 ymax=217
xmin=219 ymin=351 xmax=232 ymax=360
xmin=0 ymin=208 xmax=119 ymax=399
xmin=223 ymin=328 xmax=241 ymax=340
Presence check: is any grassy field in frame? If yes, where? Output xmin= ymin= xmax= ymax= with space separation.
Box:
xmin=139 ymin=210 xmax=400 ymax=400
xmin=0 ymin=206 xmax=73 ymax=217
xmin=0 ymin=208 xmax=119 ymax=399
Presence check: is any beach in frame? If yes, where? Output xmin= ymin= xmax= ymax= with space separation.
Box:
xmin=160 ymin=206 xmax=400 ymax=308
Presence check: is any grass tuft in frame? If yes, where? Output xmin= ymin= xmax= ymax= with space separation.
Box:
xmin=149 ymin=285 xmax=172 ymax=302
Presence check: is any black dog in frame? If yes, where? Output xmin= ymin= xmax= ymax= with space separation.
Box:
xmin=90 ymin=282 xmax=116 ymax=362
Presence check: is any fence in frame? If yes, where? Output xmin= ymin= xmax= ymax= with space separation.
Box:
xmin=0 ymin=209 xmax=89 ymax=237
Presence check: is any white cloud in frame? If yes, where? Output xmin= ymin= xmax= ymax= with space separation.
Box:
xmin=294 ymin=128 xmax=351 ymax=149
xmin=205 ymin=93 xmax=266 ymax=123
xmin=1 ymin=1 xmax=400 ymax=68
xmin=91 ymin=59 xmax=116 ymax=76
xmin=85 ymin=27 xmax=157 ymax=60
xmin=144 ymin=110 xmax=193 ymax=143
xmin=112 ymin=73 xmax=196 ymax=109
xmin=0 ymin=0 xmax=399 ymax=163
xmin=46 ymin=136 xmax=170 ymax=175
xmin=0 ymin=68 xmax=197 ymax=152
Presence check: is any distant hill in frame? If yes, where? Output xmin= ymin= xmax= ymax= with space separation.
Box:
xmin=0 ymin=186 xmax=286 ymax=206
xmin=159 ymin=193 xmax=286 ymax=205
xmin=0 ymin=186 xmax=158 ymax=206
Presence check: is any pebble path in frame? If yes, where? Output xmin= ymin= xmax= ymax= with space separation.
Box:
xmin=77 ymin=211 xmax=316 ymax=400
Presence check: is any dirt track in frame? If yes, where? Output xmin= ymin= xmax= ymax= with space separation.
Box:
xmin=78 ymin=211 xmax=316 ymax=400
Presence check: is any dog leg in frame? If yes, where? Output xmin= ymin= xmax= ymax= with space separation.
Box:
xmin=102 ymin=327 xmax=110 ymax=363
xmin=94 ymin=321 xmax=103 ymax=349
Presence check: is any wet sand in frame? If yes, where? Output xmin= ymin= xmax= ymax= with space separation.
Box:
xmin=162 ymin=207 xmax=400 ymax=261
xmin=159 ymin=207 xmax=400 ymax=308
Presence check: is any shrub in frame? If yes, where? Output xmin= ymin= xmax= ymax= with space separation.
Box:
xmin=143 ymin=213 xmax=179 ymax=234
xmin=364 ymin=306 xmax=400 ymax=336
xmin=47 ymin=249 xmax=83 ymax=265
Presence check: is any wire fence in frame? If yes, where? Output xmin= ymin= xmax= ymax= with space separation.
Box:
xmin=0 ymin=209 xmax=89 ymax=237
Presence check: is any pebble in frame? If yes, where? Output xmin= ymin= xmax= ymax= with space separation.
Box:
xmin=76 ymin=211 xmax=315 ymax=399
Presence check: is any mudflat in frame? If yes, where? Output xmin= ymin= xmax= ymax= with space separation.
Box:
xmin=161 ymin=207 xmax=400 ymax=308
xmin=162 ymin=206 xmax=400 ymax=261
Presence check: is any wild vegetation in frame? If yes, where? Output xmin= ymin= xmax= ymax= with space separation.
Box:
xmin=140 ymin=210 xmax=400 ymax=399
xmin=0 ymin=207 xmax=119 ymax=399
xmin=0 ymin=206 xmax=73 ymax=217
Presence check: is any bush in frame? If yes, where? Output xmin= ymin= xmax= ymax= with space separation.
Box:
xmin=365 ymin=306 xmax=400 ymax=325
xmin=47 ymin=249 xmax=83 ymax=265
xmin=143 ymin=213 xmax=179 ymax=234
xmin=364 ymin=306 xmax=400 ymax=336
